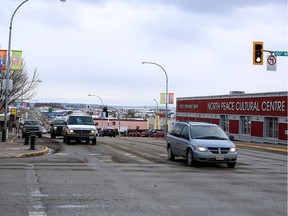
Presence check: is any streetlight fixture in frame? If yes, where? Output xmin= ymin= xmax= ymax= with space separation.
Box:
xmin=2 ymin=0 xmax=65 ymax=141
xmin=142 ymin=62 xmax=168 ymax=143
xmin=88 ymin=94 xmax=104 ymax=129
xmin=153 ymin=98 xmax=159 ymax=130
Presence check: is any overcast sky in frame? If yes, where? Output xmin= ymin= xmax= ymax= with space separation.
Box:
xmin=0 ymin=0 xmax=287 ymax=107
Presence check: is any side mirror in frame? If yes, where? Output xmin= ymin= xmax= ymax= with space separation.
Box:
xmin=63 ymin=122 xmax=67 ymax=125
xmin=95 ymin=122 xmax=98 ymax=126
xmin=229 ymin=135 xmax=234 ymax=141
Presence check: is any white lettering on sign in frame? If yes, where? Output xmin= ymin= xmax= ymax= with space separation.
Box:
xmin=261 ymin=101 xmax=285 ymax=112
xmin=180 ymin=104 xmax=199 ymax=109
xmin=207 ymin=102 xmax=221 ymax=110
xmin=206 ymin=101 xmax=286 ymax=112
xmin=221 ymin=102 xmax=235 ymax=110
xmin=235 ymin=102 xmax=260 ymax=111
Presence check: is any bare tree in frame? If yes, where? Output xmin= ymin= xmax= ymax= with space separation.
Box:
xmin=0 ymin=62 xmax=41 ymax=110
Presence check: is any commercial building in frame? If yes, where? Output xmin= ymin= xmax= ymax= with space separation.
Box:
xmin=176 ymin=91 xmax=287 ymax=145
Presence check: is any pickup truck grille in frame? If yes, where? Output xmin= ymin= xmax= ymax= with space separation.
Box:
xmin=74 ymin=130 xmax=91 ymax=134
xmin=25 ymin=126 xmax=40 ymax=132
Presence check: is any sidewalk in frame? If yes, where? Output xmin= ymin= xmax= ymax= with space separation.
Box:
xmin=0 ymin=134 xmax=48 ymax=158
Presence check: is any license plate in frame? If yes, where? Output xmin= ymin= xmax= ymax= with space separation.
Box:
xmin=89 ymin=136 xmax=95 ymax=139
xmin=216 ymin=155 xmax=225 ymax=160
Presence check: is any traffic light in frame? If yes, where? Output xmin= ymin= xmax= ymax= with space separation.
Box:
xmin=103 ymin=106 xmax=108 ymax=117
xmin=253 ymin=42 xmax=264 ymax=65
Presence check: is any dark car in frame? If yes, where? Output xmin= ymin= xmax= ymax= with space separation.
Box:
xmin=99 ymin=127 xmax=116 ymax=137
xmin=50 ymin=119 xmax=65 ymax=138
xmin=141 ymin=129 xmax=164 ymax=137
xmin=21 ymin=120 xmax=42 ymax=138
xmin=140 ymin=129 xmax=154 ymax=137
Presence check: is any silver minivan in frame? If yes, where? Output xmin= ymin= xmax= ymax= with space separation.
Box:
xmin=167 ymin=122 xmax=237 ymax=168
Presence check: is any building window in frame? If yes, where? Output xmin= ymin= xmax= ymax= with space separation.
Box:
xmin=220 ymin=115 xmax=229 ymax=132
xmin=265 ymin=117 xmax=278 ymax=138
xmin=240 ymin=116 xmax=251 ymax=135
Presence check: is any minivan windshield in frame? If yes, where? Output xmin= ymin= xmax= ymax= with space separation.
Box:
xmin=68 ymin=116 xmax=94 ymax=125
xmin=190 ymin=125 xmax=228 ymax=140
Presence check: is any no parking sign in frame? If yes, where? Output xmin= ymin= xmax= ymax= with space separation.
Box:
xmin=267 ymin=55 xmax=277 ymax=71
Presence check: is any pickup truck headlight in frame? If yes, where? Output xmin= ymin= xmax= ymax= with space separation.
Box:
xmin=230 ymin=147 xmax=237 ymax=153
xmin=69 ymin=129 xmax=74 ymax=133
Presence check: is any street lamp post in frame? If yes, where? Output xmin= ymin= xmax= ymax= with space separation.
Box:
xmin=3 ymin=0 xmax=29 ymax=141
xmin=153 ymin=98 xmax=158 ymax=130
xmin=88 ymin=94 xmax=104 ymax=129
xmin=109 ymin=106 xmax=121 ymax=135
xmin=2 ymin=0 xmax=66 ymax=141
xmin=142 ymin=62 xmax=168 ymax=143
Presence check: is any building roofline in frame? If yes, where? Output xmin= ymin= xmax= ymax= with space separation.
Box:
xmin=177 ymin=91 xmax=288 ymax=101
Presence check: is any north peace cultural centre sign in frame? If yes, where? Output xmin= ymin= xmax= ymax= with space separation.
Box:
xmin=177 ymin=96 xmax=287 ymax=117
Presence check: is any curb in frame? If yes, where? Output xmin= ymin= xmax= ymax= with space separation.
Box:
xmin=236 ymin=143 xmax=287 ymax=153
xmin=15 ymin=146 xmax=49 ymax=158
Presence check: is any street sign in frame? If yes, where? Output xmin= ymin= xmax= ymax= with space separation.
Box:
xmin=267 ymin=55 xmax=277 ymax=71
xmin=273 ymin=51 xmax=288 ymax=57
xmin=11 ymin=108 xmax=17 ymax=115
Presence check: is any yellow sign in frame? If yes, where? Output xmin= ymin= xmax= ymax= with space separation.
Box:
xmin=11 ymin=108 xmax=17 ymax=115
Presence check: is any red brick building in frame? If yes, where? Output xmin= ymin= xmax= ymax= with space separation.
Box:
xmin=176 ymin=92 xmax=287 ymax=145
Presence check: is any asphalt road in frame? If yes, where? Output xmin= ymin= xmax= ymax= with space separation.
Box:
xmin=0 ymin=136 xmax=287 ymax=216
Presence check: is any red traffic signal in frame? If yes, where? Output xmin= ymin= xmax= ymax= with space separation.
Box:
xmin=253 ymin=42 xmax=264 ymax=65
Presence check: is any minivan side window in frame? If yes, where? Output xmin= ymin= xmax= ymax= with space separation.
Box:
xmin=171 ymin=123 xmax=185 ymax=137
xmin=180 ymin=126 xmax=189 ymax=140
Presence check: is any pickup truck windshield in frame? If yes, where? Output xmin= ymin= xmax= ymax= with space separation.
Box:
xmin=25 ymin=121 xmax=39 ymax=125
xmin=68 ymin=116 xmax=94 ymax=125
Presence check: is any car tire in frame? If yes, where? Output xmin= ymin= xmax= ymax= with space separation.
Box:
xmin=92 ymin=138 xmax=96 ymax=145
xmin=227 ymin=162 xmax=236 ymax=168
xmin=66 ymin=137 xmax=71 ymax=144
xmin=187 ymin=149 xmax=195 ymax=167
xmin=167 ymin=145 xmax=175 ymax=161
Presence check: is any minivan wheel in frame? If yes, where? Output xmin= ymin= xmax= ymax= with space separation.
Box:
xmin=187 ymin=149 xmax=195 ymax=167
xmin=227 ymin=162 xmax=236 ymax=168
xmin=167 ymin=146 xmax=175 ymax=161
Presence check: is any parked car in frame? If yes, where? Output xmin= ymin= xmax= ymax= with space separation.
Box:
xmin=150 ymin=129 xmax=164 ymax=138
xmin=141 ymin=129 xmax=164 ymax=137
xmin=50 ymin=119 xmax=65 ymax=138
xmin=167 ymin=122 xmax=237 ymax=168
xmin=140 ymin=129 xmax=154 ymax=137
xmin=63 ymin=114 xmax=97 ymax=145
xmin=21 ymin=120 xmax=42 ymax=138
xmin=99 ymin=127 xmax=116 ymax=137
